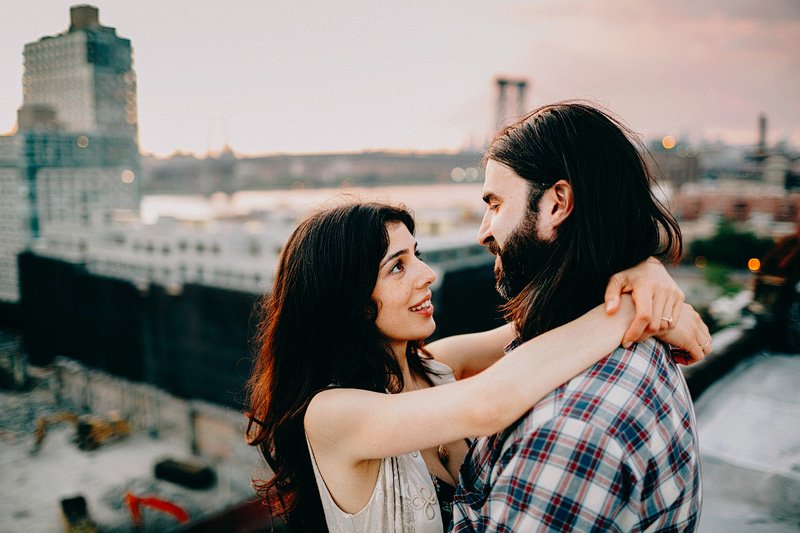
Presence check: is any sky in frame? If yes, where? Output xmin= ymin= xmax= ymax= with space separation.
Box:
xmin=1 ymin=1 xmax=798 ymax=157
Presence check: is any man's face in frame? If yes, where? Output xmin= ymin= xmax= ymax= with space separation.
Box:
xmin=478 ymin=160 xmax=552 ymax=300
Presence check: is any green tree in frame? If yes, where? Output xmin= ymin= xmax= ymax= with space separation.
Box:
xmin=689 ymin=221 xmax=774 ymax=270
xmin=703 ymin=262 xmax=740 ymax=296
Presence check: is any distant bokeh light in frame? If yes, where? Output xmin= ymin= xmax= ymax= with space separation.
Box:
xmin=748 ymin=258 xmax=761 ymax=272
xmin=121 ymin=170 xmax=135 ymax=183
xmin=661 ymin=135 xmax=676 ymax=149
xmin=76 ymin=135 xmax=89 ymax=148
xmin=694 ymin=255 xmax=708 ymax=269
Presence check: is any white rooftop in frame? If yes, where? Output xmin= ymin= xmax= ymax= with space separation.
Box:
xmin=696 ymin=353 xmax=800 ymax=532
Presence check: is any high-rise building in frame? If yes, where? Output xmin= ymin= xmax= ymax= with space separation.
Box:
xmin=21 ymin=4 xmax=138 ymax=138
xmin=0 ymin=5 xmax=139 ymax=304
xmin=0 ymin=137 xmax=27 ymax=305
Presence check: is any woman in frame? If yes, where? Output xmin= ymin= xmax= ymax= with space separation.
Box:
xmin=246 ymin=202 xmax=708 ymax=532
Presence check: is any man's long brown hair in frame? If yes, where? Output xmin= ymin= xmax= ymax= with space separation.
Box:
xmin=487 ymin=102 xmax=682 ymax=342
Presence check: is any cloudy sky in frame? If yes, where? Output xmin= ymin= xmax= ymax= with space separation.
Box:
xmin=1 ymin=1 xmax=797 ymax=156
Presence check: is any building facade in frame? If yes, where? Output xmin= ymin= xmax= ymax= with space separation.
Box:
xmin=21 ymin=5 xmax=138 ymax=137
xmin=0 ymin=137 xmax=25 ymax=303
xmin=0 ymin=5 xmax=139 ymax=303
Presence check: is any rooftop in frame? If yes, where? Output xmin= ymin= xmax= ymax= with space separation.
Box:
xmin=695 ymin=352 xmax=800 ymax=532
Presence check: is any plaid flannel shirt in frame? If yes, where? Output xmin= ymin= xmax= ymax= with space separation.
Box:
xmin=451 ymin=338 xmax=701 ymax=532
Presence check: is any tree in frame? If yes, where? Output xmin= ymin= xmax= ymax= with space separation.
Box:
xmin=689 ymin=221 xmax=774 ymax=270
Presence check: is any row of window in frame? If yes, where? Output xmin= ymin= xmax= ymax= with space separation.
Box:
xmin=45 ymin=239 xmax=87 ymax=251
xmin=93 ymin=261 xmax=266 ymax=288
xmin=124 ymin=239 xmax=274 ymax=258
xmin=131 ymin=241 xmax=223 ymax=256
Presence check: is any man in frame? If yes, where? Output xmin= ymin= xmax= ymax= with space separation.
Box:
xmin=451 ymin=102 xmax=705 ymax=531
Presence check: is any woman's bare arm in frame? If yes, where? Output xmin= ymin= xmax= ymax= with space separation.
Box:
xmin=305 ymin=297 xmax=635 ymax=466
xmin=425 ymin=323 xmax=515 ymax=380
xmin=426 ymin=258 xmax=701 ymax=380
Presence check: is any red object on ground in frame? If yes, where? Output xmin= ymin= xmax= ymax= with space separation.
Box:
xmin=124 ymin=492 xmax=190 ymax=527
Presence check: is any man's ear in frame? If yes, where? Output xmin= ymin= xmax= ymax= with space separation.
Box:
xmin=539 ymin=179 xmax=574 ymax=236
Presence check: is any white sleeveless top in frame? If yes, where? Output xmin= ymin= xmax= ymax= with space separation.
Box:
xmin=307 ymin=359 xmax=456 ymax=533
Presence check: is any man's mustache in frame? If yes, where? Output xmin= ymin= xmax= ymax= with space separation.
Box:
xmin=487 ymin=240 xmax=500 ymax=257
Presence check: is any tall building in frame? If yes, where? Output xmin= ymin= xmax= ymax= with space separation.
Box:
xmin=0 ymin=137 xmax=26 ymax=305
xmin=0 ymin=5 xmax=139 ymax=304
xmin=21 ymin=4 xmax=138 ymax=138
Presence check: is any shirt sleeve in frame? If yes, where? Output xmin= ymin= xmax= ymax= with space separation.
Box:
xmin=475 ymin=417 xmax=638 ymax=532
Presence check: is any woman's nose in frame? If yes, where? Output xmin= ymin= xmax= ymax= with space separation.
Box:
xmin=417 ymin=260 xmax=436 ymax=288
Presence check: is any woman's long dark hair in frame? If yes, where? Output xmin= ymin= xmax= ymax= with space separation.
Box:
xmin=487 ymin=101 xmax=683 ymax=342
xmin=246 ymin=202 xmax=433 ymax=529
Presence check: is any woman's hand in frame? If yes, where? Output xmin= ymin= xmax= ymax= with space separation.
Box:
xmin=656 ymin=303 xmax=712 ymax=365
xmin=604 ymin=257 xmax=684 ymax=347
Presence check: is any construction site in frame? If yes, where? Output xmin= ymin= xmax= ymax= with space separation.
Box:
xmin=0 ymin=350 xmax=279 ymax=532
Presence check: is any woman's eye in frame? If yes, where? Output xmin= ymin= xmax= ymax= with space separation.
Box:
xmin=390 ymin=261 xmax=404 ymax=274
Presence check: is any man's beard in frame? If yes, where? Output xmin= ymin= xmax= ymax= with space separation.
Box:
xmin=489 ymin=215 xmax=553 ymax=301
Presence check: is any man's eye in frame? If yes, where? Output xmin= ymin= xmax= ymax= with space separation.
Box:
xmin=415 ymin=250 xmax=422 ymax=259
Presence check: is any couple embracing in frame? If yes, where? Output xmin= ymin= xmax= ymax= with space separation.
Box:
xmin=247 ymin=102 xmax=706 ymax=532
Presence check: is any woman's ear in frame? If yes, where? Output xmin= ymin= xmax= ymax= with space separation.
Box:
xmin=538 ymin=179 xmax=574 ymax=238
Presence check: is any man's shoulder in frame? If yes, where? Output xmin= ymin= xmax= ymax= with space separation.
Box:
xmin=561 ymin=337 xmax=684 ymax=415
xmin=508 ymin=339 xmax=695 ymax=458
xmin=456 ymin=340 xmax=701 ymax=532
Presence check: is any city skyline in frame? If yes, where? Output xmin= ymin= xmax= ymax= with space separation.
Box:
xmin=1 ymin=0 xmax=798 ymax=157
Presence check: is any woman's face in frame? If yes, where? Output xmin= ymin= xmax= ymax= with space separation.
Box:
xmin=372 ymin=222 xmax=437 ymax=352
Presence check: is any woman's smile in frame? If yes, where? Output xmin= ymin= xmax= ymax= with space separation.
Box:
xmin=410 ymin=297 xmax=434 ymax=317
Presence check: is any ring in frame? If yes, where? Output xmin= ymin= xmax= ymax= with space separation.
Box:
xmin=661 ymin=316 xmax=673 ymax=323
xmin=699 ymin=339 xmax=711 ymax=348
